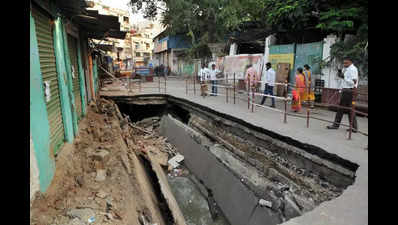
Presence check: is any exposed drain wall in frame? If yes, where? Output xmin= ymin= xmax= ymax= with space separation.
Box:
xmin=160 ymin=115 xmax=281 ymax=225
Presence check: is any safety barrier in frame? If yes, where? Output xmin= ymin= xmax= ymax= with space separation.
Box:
xmin=185 ymin=74 xmax=368 ymax=140
xmin=124 ymin=76 xmax=167 ymax=94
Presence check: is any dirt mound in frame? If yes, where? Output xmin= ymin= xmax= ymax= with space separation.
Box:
xmin=30 ymin=99 xmax=168 ymax=225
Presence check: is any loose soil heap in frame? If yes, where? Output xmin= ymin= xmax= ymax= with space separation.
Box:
xmin=30 ymin=98 xmax=177 ymax=225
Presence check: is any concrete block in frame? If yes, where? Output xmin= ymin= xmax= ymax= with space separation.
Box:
xmin=90 ymin=149 xmax=110 ymax=163
xmin=95 ymin=169 xmax=107 ymax=182
xmin=248 ymin=205 xmax=281 ymax=225
xmin=160 ymin=115 xmax=263 ymax=225
xmin=283 ymin=194 xmax=302 ymax=219
xmin=259 ymin=199 xmax=272 ymax=208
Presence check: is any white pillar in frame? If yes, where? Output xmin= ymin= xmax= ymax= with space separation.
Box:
xmin=229 ymin=43 xmax=237 ymax=56
xmin=321 ymin=34 xmax=338 ymax=89
xmin=263 ymin=35 xmax=276 ymax=64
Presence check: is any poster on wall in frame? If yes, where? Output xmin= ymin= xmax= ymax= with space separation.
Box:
xmin=221 ymin=54 xmax=264 ymax=80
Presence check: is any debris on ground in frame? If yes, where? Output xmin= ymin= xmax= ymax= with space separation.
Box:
xmin=259 ymin=199 xmax=273 ymax=208
xmin=168 ymin=154 xmax=185 ymax=169
xmin=30 ymin=98 xmax=179 ymax=225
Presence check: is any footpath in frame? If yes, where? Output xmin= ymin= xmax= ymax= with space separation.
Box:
xmin=100 ymin=77 xmax=369 ymax=225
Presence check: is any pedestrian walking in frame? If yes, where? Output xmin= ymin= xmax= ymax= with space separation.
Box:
xmin=164 ymin=66 xmax=169 ymax=77
xmin=303 ymin=64 xmax=315 ymax=108
xmin=154 ymin=66 xmax=159 ymax=76
xmin=260 ymin=62 xmax=276 ymax=107
xmin=159 ymin=64 xmax=165 ymax=77
xmin=292 ymin=67 xmax=306 ymax=112
xmin=209 ymin=64 xmax=221 ymax=96
xmin=327 ymin=57 xmax=359 ymax=132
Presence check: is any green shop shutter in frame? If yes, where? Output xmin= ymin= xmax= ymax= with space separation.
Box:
xmin=67 ymin=35 xmax=82 ymax=121
xmin=32 ymin=6 xmax=65 ymax=154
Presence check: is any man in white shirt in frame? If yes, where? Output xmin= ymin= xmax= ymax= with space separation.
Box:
xmin=260 ymin=62 xmax=276 ymax=107
xmin=209 ymin=64 xmax=221 ymax=96
xmin=199 ymin=63 xmax=209 ymax=96
xmin=327 ymin=57 xmax=359 ymax=132
xmin=198 ymin=63 xmax=209 ymax=82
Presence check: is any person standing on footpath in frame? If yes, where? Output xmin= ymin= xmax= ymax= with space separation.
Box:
xmin=159 ymin=64 xmax=165 ymax=77
xmin=292 ymin=67 xmax=306 ymax=112
xmin=244 ymin=64 xmax=259 ymax=104
xmin=260 ymin=62 xmax=276 ymax=108
xmin=209 ymin=63 xmax=221 ymax=96
xmin=327 ymin=57 xmax=359 ymax=132
xmin=199 ymin=63 xmax=209 ymax=97
xmin=164 ymin=66 xmax=169 ymax=78
xmin=303 ymin=64 xmax=315 ymax=108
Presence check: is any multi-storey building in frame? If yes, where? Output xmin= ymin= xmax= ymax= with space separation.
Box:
xmin=131 ymin=21 xmax=163 ymax=67
xmin=89 ymin=0 xmax=132 ymax=64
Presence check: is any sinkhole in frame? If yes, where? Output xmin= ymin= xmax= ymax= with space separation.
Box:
xmin=110 ymin=95 xmax=359 ymax=225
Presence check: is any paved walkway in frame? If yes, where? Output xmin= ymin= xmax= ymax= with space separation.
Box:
xmin=101 ymin=77 xmax=368 ymax=225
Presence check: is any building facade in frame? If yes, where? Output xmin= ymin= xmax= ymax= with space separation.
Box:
xmin=30 ymin=0 xmax=126 ymax=204
xmin=130 ymin=21 xmax=164 ymax=67
xmin=153 ymin=31 xmax=193 ymax=75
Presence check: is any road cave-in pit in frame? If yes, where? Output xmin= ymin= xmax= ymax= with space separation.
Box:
xmin=111 ymin=94 xmax=359 ymax=225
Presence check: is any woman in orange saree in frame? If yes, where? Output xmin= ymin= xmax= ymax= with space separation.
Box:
xmin=292 ymin=67 xmax=306 ymax=112
xmin=303 ymin=64 xmax=315 ymax=108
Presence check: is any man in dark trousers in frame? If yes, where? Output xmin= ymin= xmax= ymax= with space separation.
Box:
xmin=260 ymin=62 xmax=276 ymax=108
xmin=327 ymin=57 xmax=359 ymax=132
xmin=159 ymin=64 xmax=165 ymax=77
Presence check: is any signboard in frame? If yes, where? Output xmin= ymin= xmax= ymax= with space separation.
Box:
xmin=154 ymin=40 xmax=168 ymax=53
xmin=269 ymin=44 xmax=295 ymax=85
xmin=221 ymin=54 xmax=264 ymax=79
xmin=268 ymin=54 xmax=295 ymax=70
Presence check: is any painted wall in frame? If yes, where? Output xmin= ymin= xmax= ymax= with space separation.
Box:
xmin=30 ymin=134 xmax=40 ymax=205
xmin=268 ymin=44 xmax=295 ymax=85
xmin=182 ymin=62 xmax=194 ymax=75
xmin=294 ymin=42 xmax=323 ymax=75
xmin=30 ymin=12 xmax=55 ymax=192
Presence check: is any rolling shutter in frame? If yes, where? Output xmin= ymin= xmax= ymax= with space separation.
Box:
xmin=67 ymin=34 xmax=83 ymax=121
xmin=32 ymin=6 xmax=65 ymax=154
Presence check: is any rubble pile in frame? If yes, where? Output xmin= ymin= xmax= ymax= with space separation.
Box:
xmin=30 ymin=98 xmax=177 ymax=225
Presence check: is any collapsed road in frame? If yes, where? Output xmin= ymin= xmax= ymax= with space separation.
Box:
xmin=110 ymin=94 xmax=359 ymax=225
xmin=30 ymin=94 xmax=359 ymax=225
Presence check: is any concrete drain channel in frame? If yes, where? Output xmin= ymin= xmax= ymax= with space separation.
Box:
xmin=109 ymin=94 xmax=359 ymax=225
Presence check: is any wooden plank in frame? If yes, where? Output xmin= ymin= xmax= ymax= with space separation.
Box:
xmin=147 ymin=152 xmax=187 ymax=225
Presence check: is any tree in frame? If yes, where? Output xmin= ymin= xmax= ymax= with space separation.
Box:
xmin=130 ymin=0 xmax=367 ymax=76
xmin=130 ymin=0 xmax=230 ymax=60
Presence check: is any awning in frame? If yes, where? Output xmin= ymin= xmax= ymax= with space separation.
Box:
xmin=73 ymin=10 xmax=127 ymax=39
xmin=55 ymin=0 xmax=126 ymax=40
xmin=97 ymin=44 xmax=114 ymax=51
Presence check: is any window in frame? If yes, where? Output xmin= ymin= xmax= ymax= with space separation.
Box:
xmin=146 ymin=43 xmax=150 ymax=50
xmin=135 ymin=42 xmax=140 ymax=49
xmin=136 ymin=52 xmax=141 ymax=57
xmin=123 ymin=16 xmax=129 ymax=23
xmin=144 ymin=53 xmax=150 ymax=57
